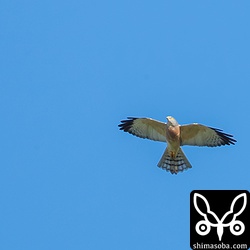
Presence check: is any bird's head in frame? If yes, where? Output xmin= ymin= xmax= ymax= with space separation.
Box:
xmin=166 ymin=116 xmax=179 ymax=126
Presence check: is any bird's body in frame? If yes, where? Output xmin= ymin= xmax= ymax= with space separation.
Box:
xmin=118 ymin=116 xmax=236 ymax=174
xmin=166 ymin=116 xmax=181 ymax=158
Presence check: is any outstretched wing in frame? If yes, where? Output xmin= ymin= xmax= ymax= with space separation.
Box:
xmin=180 ymin=124 xmax=236 ymax=147
xmin=118 ymin=117 xmax=166 ymax=142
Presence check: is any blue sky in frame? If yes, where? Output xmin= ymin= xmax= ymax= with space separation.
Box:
xmin=0 ymin=1 xmax=249 ymax=249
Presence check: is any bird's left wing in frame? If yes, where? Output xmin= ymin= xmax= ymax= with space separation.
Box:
xmin=118 ymin=117 xmax=166 ymax=142
xmin=180 ymin=124 xmax=236 ymax=147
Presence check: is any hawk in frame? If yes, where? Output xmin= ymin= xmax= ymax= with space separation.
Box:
xmin=118 ymin=116 xmax=236 ymax=174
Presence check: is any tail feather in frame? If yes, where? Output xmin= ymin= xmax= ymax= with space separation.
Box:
xmin=157 ymin=147 xmax=192 ymax=174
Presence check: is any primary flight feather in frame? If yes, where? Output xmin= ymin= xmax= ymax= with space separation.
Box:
xmin=118 ymin=116 xmax=236 ymax=174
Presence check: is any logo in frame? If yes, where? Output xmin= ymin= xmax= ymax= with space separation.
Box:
xmin=190 ymin=190 xmax=250 ymax=250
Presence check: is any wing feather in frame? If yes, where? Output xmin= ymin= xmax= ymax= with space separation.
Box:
xmin=118 ymin=117 xmax=166 ymax=142
xmin=180 ymin=124 xmax=236 ymax=147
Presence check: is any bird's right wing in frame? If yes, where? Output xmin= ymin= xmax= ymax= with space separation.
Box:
xmin=118 ymin=117 xmax=166 ymax=142
xmin=180 ymin=124 xmax=236 ymax=147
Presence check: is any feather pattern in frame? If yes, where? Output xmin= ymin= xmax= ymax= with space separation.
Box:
xmin=180 ymin=124 xmax=236 ymax=147
xmin=118 ymin=117 xmax=166 ymax=142
xmin=157 ymin=148 xmax=192 ymax=174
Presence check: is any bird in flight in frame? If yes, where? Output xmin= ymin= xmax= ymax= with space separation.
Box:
xmin=118 ymin=116 xmax=236 ymax=174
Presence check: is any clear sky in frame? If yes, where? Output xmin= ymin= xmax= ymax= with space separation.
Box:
xmin=0 ymin=1 xmax=249 ymax=249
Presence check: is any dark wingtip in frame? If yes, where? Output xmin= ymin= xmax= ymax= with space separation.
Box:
xmin=118 ymin=117 xmax=137 ymax=132
xmin=209 ymin=127 xmax=237 ymax=145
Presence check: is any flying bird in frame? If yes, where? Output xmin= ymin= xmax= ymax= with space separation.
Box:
xmin=118 ymin=116 xmax=236 ymax=174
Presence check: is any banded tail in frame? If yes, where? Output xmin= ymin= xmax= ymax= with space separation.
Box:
xmin=157 ymin=147 xmax=192 ymax=174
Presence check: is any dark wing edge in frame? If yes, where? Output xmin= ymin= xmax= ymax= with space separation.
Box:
xmin=118 ymin=117 xmax=138 ymax=133
xmin=208 ymin=127 xmax=237 ymax=146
